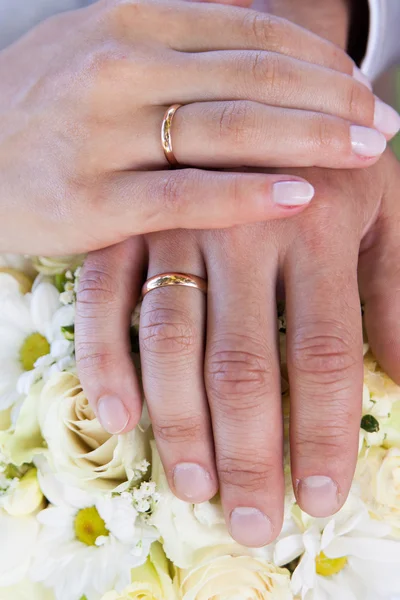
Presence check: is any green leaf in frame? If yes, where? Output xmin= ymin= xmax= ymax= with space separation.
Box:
xmin=361 ymin=414 xmax=380 ymax=433
xmin=54 ymin=272 xmax=68 ymax=293
xmin=61 ymin=324 xmax=75 ymax=341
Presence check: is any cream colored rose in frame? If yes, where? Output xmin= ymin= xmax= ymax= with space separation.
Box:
xmin=31 ymin=255 xmax=85 ymax=275
xmin=38 ymin=372 xmax=149 ymax=491
xmin=355 ymin=446 xmax=400 ymax=536
xmin=101 ymin=543 xmax=178 ymax=600
xmin=176 ymin=548 xmax=293 ymax=600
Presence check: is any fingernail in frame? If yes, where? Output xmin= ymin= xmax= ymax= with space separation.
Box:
xmin=374 ymin=97 xmax=400 ymax=136
xmin=350 ymin=125 xmax=387 ymax=157
xmin=297 ymin=476 xmax=340 ymax=517
xmin=353 ymin=66 xmax=372 ymax=90
xmin=273 ymin=181 xmax=315 ymax=207
xmin=97 ymin=395 xmax=129 ymax=434
xmin=173 ymin=463 xmax=215 ymax=502
xmin=230 ymin=507 xmax=273 ymax=547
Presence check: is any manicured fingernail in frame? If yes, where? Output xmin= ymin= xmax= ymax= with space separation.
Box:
xmin=273 ymin=181 xmax=315 ymax=206
xmin=353 ymin=66 xmax=372 ymax=90
xmin=350 ymin=125 xmax=387 ymax=157
xmin=230 ymin=507 xmax=273 ymax=547
xmin=97 ymin=395 xmax=129 ymax=434
xmin=297 ymin=476 xmax=340 ymax=517
xmin=173 ymin=463 xmax=215 ymax=502
xmin=374 ymin=97 xmax=400 ymax=136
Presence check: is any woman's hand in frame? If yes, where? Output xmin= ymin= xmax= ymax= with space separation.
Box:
xmin=1 ymin=0 xmax=398 ymax=255
xmin=75 ymin=148 xmax=400 ymax=546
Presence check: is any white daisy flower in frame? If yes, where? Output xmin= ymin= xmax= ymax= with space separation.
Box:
xmin=0 ymin=276 xmax=74 ymax=413
xmin=30 ymin=462 xmax=158 ymax=600
xmin=272 ymin=493 xmax=400 ymax=600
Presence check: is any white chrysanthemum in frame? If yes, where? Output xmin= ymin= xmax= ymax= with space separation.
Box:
xmin=0 ymin=275 xmax=74 ymax=412
xmin=0 ymin=508 xmax=39 ymax=587
xmin=30 ymin=462 xmax=159 ymax=600
xmin=272 ymin=493 xmax=400 ymax=600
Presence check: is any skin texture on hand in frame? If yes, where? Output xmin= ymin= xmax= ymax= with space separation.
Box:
xmin=0 ymin=0 xmax=399 ymax=255
xmin=76 ymin=150 xmax=400 ymax=548
xmin=74 ymin=0 xmax=400 ymax=548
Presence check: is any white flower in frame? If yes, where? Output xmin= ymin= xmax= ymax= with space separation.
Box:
xmin=176 ymin=547 xmax=293 ymax=600
xmin=150 ymin=443 xmax=233 ymax=568
xmin=31 ymin=462 xmax=158 ymax=600
xmin=0 ymin=579 xmax=55 ymax=600
xmin=0 ymin=508 xmax=39 ymax=587
xmin=0 ymin=459 xmax=44 ymax=516
xmin=0 ymin=253 xmax=36 ymax=279
xmin=31 ymin=255 xmax=85 ymax=276
xmin=38 ymin=372 xmax=150 ymax=491
xmin=355 ymin=446 xmax=400 ymax=537
xmin=360 ymin=353 xmax=400 ymax=450
xmin=0 ymin=276 xmax=72 ymax=411
xmin=273 ymin=493 xmax=400 ymax=600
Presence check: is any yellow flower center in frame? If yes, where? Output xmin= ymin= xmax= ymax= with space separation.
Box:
xmin=74 ymin=507 xmax=109 ymax=546
xmin=19 ymin=333 xmax=50 ymax=371
xmin=315 ymin=551 xmax=348 ymax=577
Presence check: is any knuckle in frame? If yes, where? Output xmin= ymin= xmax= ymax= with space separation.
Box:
xmin=294 ymin=426 xmax=352 ymax=461
xmin=218 ymin=456 xmax=273 ymax=492
xmin=141 ymin=306 xmax=196 ymax=356
xmin=153 ymin=415 xmax=204 ymax=445
xmin=75 ymin=340 xmax=115 ymax=376
xmin=245 ymin=12 xmax=282 ymax=52
xmin=159 ymin=170 xmax=191 ymax=215
xmin=291 ymin=325 xmax=357 ymax=385
xmin=76 ymin=267 xmax=117 ymax=319
xmin=345 ymin=82 xmax=372 ymax=121
xmin=310 ymin=114 xmax=339 ymax=155
xmin=207 ymin=340 xmax=271 ymax=402
xmin=218 ymin=101 xmax=257 ymax=147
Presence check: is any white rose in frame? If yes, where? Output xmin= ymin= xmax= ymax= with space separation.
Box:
xmin=101 ymin=543 xmax=178 ymax=600
xmin=38 ymin=372 xmax=149 ymax=491
xmin=150 ymin=443 xmax=233 ymax=568
xmin=176 ymin=547 xmax=293 ymax=600
xmin=355 ymin=446 xmax=400 ymax=536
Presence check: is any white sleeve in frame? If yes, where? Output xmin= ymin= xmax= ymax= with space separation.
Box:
xmin=362 ymin=0 xmax=400 ymax=80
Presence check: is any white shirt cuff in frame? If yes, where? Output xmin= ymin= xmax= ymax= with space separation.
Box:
xmin=362 ymin=0 xmax=400 ymax=80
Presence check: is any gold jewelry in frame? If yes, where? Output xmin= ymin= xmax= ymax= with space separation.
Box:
xmin=161 ymin=104 xmax=182 ymax=166
xmin=142 ymin=272 xmax=207 ymax=298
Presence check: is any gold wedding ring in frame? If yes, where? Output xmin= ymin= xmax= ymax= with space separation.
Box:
xmin=142 ymin=273 xmax=207 ymax=298
xmin=161 ymin=104 xmax=182 ymax=166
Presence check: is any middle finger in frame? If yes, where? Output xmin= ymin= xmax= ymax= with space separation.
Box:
xmin=203 ymin=227 xmax=284 ymax=547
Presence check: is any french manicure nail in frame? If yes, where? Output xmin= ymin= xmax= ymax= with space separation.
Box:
xmin=230 ymin=507 xmax=273 ymax=547
xmin=97 ymin=395 xmax=129 ymax=434
xmin=273 ymin=181 xmax=315 ymax=207
xmin=374 ymin=97 xmax=400 ymax=136
xmin=173 ymin=463 xmax=215 ymax=502
xmin=353 ymin=66 xmax=372 ymax=90
xmin=297 ymin=476 xmax=340 ymax=518
xmin=350 ymin=125 xmax=387 ymax=157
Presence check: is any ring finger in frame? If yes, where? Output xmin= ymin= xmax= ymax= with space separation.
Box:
xmin=140 ymin=231 xmax=218 ymax=503
xmin=129 ymin=101 xmax=387 ymax=172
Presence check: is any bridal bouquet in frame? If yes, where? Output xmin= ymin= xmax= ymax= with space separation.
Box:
xmin=0 ymin=254 xmax=400 ymax=600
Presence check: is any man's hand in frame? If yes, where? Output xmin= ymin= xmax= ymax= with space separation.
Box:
xmin=75 ymin=148 xmax=400 ymax=547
